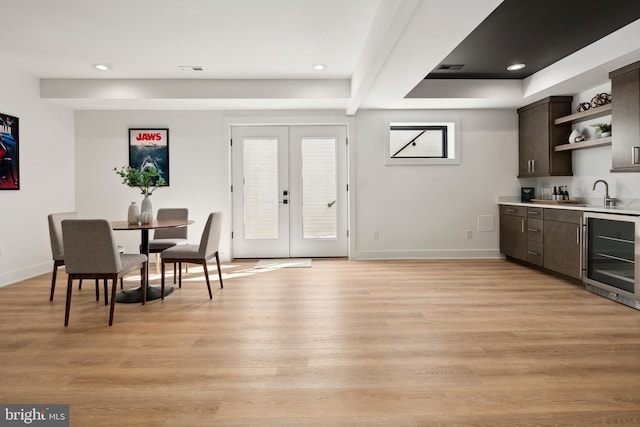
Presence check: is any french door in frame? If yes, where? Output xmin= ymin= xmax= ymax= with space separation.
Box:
xmin=231 ymin=125 xmax=348 ymax=258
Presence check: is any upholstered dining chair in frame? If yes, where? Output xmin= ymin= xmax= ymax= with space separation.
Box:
xmin=61 ymin=219 xmax=148 ymax=326
xmin=148 ymin=208 xmax=189 ymax=276
xmin=48 ymin=212 xmax=123 ymax=303
xmin=160 ymin=212 xmax=223 ymax=299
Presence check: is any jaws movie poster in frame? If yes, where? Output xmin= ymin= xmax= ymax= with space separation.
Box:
xmin=128 ymin=128 xmax=169 ymax=186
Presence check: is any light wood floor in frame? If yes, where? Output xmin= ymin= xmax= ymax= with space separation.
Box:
xmin=1 ymin=259 xmax=640 ymax=426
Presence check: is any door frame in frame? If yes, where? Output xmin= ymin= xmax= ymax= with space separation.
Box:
xmin=223 ymin=116 xmax=355 ymax=260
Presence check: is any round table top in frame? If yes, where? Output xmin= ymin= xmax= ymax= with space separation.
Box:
xmin=111 ymin=218 xmax=194 ymax=230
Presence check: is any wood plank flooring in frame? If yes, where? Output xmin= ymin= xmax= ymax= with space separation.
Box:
xmin=1 ymin=259 xmax=639 ymax=426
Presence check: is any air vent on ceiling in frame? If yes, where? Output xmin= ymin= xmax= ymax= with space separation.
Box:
xmin=437 ymin=64 xmax=464 ymax=70
xmin=178 ymin=65 xmax=204 ymax=71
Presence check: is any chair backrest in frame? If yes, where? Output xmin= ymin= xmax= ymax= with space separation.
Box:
xmin=48 ymin=212 xmax=80 ymax=261
xmin=197 ymin=212 xmax=222 ymax=258
xmin=153 ymin=208 xmax=189 ymax=240
xmin=61 ymin=219 xmax=122 ymax=274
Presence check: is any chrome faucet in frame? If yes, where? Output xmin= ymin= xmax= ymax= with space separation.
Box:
xmin=593 ymin=180 xmax=616 ymax=207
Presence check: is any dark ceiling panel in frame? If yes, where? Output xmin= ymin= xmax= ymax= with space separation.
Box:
xmin=426 ymin=0 xmax=640 ymax=79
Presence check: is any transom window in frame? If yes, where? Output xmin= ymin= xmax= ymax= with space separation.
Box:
xmin=385 ymin=120 xmax=459 ymax=165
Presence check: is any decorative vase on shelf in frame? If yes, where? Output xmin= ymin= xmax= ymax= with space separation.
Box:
xmin=127 ymin=202 xmax=140 ymax=224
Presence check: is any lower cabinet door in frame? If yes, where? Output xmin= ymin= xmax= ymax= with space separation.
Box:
xmin=527 ymin=241 xmax=544 ymax=267
xmin=543 ymin=220 xmax=582 ymax=279
xmin=500 ymin=214 xmax=527 ymax=261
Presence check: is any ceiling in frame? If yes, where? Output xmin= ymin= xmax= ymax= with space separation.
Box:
xmin=427 ymin=0 xmax=640 ymax=80
xmin=3 ymin=0 xmax=640 ymax=114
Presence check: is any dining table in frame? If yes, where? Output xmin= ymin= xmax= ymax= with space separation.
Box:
xmin=111 ymin=218 xmax=194 ymax=303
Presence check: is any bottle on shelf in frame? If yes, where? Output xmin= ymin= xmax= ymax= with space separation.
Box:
xmin=564 ymin=186 xmax=570 ymax=201
xmin=552 ymin=186 xmax=558 ymax=200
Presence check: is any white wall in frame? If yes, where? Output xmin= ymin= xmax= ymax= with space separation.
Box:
xmin=0 ymin=69 xmax=75 ymax=287
xmin=75 ymin=110 xmax=230 ymax=258
xmin=353 ymin=109 xmax=519 ymax=259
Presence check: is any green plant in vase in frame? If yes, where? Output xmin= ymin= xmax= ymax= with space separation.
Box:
xmin=114 ymin=164 xmax=166 ymax=223
xmin=114 ymin=164 xmax=166 ymax=196
xmin=591 ymin=123 xmax=611 ymax=137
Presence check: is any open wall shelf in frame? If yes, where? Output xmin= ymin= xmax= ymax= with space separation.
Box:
xmin=555 ymin=136 xmax=612 ymax=151
xmin=553 ymin=104 xmax=612 ymax=125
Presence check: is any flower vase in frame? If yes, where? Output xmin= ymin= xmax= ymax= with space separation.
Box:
xmin=127 ymin=202 xmax=140 ymax=224
xmin=140 ymin=195 xmax=153 ymax=224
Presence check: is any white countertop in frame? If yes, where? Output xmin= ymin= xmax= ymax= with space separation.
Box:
xmin=498 ymin=198 xmax=640 ymax=216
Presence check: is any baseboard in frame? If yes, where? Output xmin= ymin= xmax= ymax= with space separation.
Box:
xmin=350 ymin=249 xmax=502 ymax=260
xmin=0 ymin=261 xmax=51 ymax=288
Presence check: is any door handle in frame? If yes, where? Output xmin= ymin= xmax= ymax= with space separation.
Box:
xmin=327 ymin=200 xmax=336 ymax=207
xmin=633 ymin=147 xmax=640 ymax=165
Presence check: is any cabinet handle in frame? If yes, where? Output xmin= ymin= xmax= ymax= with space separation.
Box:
xmin=505 ymin=208 xmax=516 ymax=213
xmin=531 ymin=159 xmax=535 ymax=173
xmin=528 ymin=211 xmax=540 ymax=215
xmin=633 ymin=147 xmax=640 ymax=165
xmin=576 ymin=226 xmax=580 ymax=245
xmin=527 ymin=250 xmax=540 ymax=256
xmin=527 ymin=228 xmax=540 ymax=232
xmin=527 ymin=160 xmax=532 ymax=173
xmin=521 ymin=219 xmax=525 ymax=233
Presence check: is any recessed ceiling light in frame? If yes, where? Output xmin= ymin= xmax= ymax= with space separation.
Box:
xmin=313 ymin=64 xmax=326 ymax=71
xmin=507 ymin=63 xmax=526 ymax=71
xmin=93 ymin=63 xmax=110 ymax=71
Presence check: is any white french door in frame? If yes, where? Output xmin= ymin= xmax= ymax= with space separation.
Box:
xmin=231 ymin=125 xmax=348 ymax=259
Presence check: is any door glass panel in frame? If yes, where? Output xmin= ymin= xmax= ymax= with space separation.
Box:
xmin=302 ymin=138 xmax=336 ymax=239
xmin=243 ymin=138 xmax=279 ymax=239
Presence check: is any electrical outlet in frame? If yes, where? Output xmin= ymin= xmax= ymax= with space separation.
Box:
xmin=465 ymin=230 xmax=472 ymax=239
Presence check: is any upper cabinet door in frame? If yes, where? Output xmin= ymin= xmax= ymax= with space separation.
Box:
xmin=517 ymin=96 xmax=573 ymax=178
xmin=610 ymin=62 xmax=640 ymax=172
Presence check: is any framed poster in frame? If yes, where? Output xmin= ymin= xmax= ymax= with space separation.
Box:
xmin=0 ymin=112 xmax=19 ymax=190
xmin=128 ymin=128 xmax=169 ymax=186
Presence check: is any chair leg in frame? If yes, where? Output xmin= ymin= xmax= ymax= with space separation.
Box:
xmin=103 ymin=280 xmax=108 ymax=306
xmin=156 ymin=253 xmax=161 ymax=275
xmin=49 ymin=261 xmax=62 ymax=301
xmin=178 ymin=263 xmax=183 ymax=288
xmin=173 ymin=262 xmax=177 ymax=283
xmin=64 ymin=275 xmax=73 ymax=326
xmin=95 ymin=280 xmax=100 ymax=301
xmin=215 ymin=252 xmax=224 ymax=289
xmin=78 ymin=279 xmax=83 ymax=290
xmin=108 ymin=276 xmax=118 ymax=326
xmin=203 ymin=260 xmax=212 ymax=299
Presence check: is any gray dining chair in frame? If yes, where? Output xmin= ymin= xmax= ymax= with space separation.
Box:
xmin=62 ymin=219 xmax=148 ymax=326
xmin=148 ymin=208 xmax=189 ymax=277
xmin=48 ymin=212 xmax=105 ymax=302
xmin=160 ymin=212 xmax=223 ymax=299
xmin=49 ymin=212 xmax=124 ymax=303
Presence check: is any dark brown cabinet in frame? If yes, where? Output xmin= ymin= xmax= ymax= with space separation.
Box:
xmin=517 ymin=97 xmax=573 ymax=177
xmin=526 ymin=207 xmax=544 ymax=267
xmin=543 ymin=209 xmax=583 ymax=279
xmin=609 ymin=61 xmax=640 ymax=172
xmin=499 ymin=205 xmax=527 ymax=261
xmin=500 ymin=205 xmax=583 ymax=280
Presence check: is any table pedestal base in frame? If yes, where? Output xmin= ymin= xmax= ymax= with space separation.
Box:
xmin=116 ymin=285 xmax=174 ymax=303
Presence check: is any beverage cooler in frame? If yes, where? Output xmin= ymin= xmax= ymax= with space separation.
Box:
xmin=584 ymin=212 xmax=640 ymax=309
